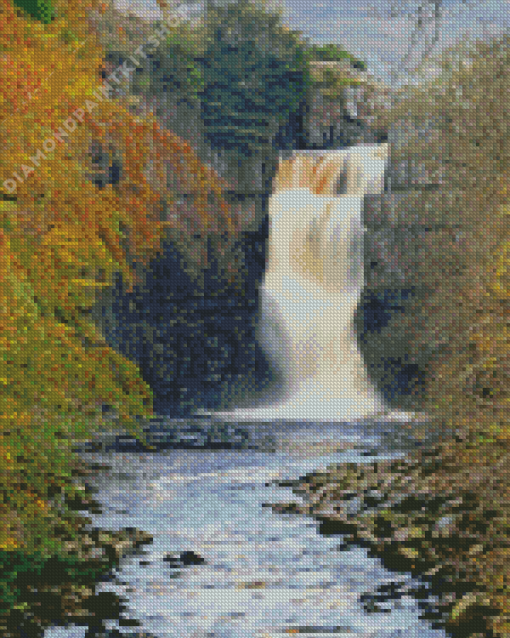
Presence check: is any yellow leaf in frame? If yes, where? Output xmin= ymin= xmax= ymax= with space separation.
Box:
xmin=70 ymin=279 xmax=110 ymax=287
xmin=0 ymin=538 xmax=18 ymax=550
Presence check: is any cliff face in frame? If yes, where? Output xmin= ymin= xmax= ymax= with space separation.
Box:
xmin=304 ymin=61 xmax=390 ymax=149
xmin=358 ymin=119 xmax=443 ymax=411
xmin=89 ymin=9 xmax=426 ymax=416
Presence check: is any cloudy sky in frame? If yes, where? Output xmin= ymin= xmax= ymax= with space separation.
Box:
xmin=115 ymin=0 xmax=510 ymax=85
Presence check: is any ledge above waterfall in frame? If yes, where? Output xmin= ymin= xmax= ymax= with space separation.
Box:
xmin=274 ymin=144 xmax=389 ymax=196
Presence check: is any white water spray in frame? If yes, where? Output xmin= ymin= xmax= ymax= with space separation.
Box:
xmin=206 ymin=144 xmax=418 ymax=423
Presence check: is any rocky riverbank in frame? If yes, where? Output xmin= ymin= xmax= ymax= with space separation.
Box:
xmin=3 ymin=424 xmax=503 ymax=638
xmin=268 ymin=439 xmax=503 ymax=638
xmin=0 ymin=460 xmax=154 ymax=638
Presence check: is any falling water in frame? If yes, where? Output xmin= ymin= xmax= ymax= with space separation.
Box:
xmin=210 ymin=144 xmax=406 ymax=423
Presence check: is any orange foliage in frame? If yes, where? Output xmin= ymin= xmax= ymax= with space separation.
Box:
xmin=0 ymin=0 xmax=240 ymax=553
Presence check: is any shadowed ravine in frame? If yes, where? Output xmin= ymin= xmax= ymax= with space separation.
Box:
xmin=44 ymin=145 xmax=442 ymax=638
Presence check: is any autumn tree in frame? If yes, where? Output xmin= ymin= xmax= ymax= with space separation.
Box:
xmin=0 ymin=0 xmax=240 ymax=567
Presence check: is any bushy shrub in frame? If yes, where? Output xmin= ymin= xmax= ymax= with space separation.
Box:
xmin=0 ymin=0 xmax=241 ymax=560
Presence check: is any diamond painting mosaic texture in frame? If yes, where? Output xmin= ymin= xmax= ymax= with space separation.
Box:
xmin=1 ymin=1 xmax=510 ymax=637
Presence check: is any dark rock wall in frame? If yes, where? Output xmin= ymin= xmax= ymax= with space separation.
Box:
xmin=96 ymin=218 xmax=274 ymax=417
xmin=358 ymin=123 xmax=442 ymax=411
xmin=355 ymin=287 xmax=427 ymax=410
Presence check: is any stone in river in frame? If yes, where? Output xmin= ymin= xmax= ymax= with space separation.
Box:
xmin=163 ymin=550 xmax=206 ymax=567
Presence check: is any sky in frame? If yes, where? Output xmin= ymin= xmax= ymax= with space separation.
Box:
xmin=115 ymin=0 xmax=510 ymax=86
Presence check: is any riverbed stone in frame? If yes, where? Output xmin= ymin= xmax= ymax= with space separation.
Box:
xmin=85 ymin=630 xmax=160 ymax=638
xmin=163 ymin=550 xmax=206 ymax=567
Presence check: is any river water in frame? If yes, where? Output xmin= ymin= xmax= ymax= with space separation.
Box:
xmin=45 ymin=420 xmax=447 ymax=638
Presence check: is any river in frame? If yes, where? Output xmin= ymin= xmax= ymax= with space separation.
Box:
xmin=44 ymin=419 xmax=447 ymax=638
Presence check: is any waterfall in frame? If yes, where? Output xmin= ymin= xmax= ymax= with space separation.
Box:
xmin=205 ymin=143 xmax=416 ymax=423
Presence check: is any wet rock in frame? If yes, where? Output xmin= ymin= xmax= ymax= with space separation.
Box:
xmin=364 ymin=599 xmax=386 ymax=614
xmin=393 ymin=525 xmax=426 ymax=543
xmin=163 ymin=551 xmax=206 ymax=567
xmin=89 ymin=547 xmax=107 ymax=561
xmin=273 ymin=479 xmax=301 ymax=488
xmin=162 ymin=552 xmax=181 ymax=566
xmin=84 ymin=591 xmax=126 ymax=621
xmin=399 ymin=547 xmax=421 ymax=561
xmin=85 ymin=629 xmax=160 ymax=638
xmin=267 ymin=502 xmax=304 ymax=514
xmin=353 ymin=527 xmax=378 ymax=545
xmin=318 ymin=517 xmax=358 ymax=536
xmin=266 ymin=450 xmax=503 ymax=635
xmin=66 ymin=493 xmax=100 ymax=511
xmin=236 ymin=580 xmax=266 ymax=589
xmin=89 ymin=527 xmax=153 ymax=560
xmin=363 ymin=489 xmax=385 ymax=508
xmin=445 ymin=592 xmax=495 ymax=633
xmin=345 ymin=496 xmax=363 ymax=517
xmin=281 ymin=625 xmax=353 ymax=636
xmin=330 ymin=490 xmax=359 ymax=501
xmin=70 ymin=461 xmax=112 ymax=476
xmin=180 ymin=550 xmax=206 ymax=566
xmin=433 ymin=515 xmax=456 ymax=536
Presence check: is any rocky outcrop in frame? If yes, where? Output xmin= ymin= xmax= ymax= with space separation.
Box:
xmin=0 ymin=515 xmax=154 ymax=638
xmin=91 ymin=55 xmax=424 ymax=416
xmin=163 ymin=550 xmax=205 ymax=567
xmin=304 ymin=60 xmax=391 ymax=149
xmin=93 ymin=228 xmax=273 ymax=417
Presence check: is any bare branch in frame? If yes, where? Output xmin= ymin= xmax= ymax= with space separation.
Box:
xmin=378 ymin=0 xmax=495 ymax=87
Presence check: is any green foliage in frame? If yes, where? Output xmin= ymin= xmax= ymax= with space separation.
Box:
xmin=131 ymin=23 xmax=205 ymax=101
xmin=307 ymin=61 xmax=364 ymax=103
xmin=0 ymin=550 xmax=45 ymax=612
xmin=200 ymin=0 xmax=309 ymax=155
xmin=12 ymin=0 xmax=54 ymax=23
